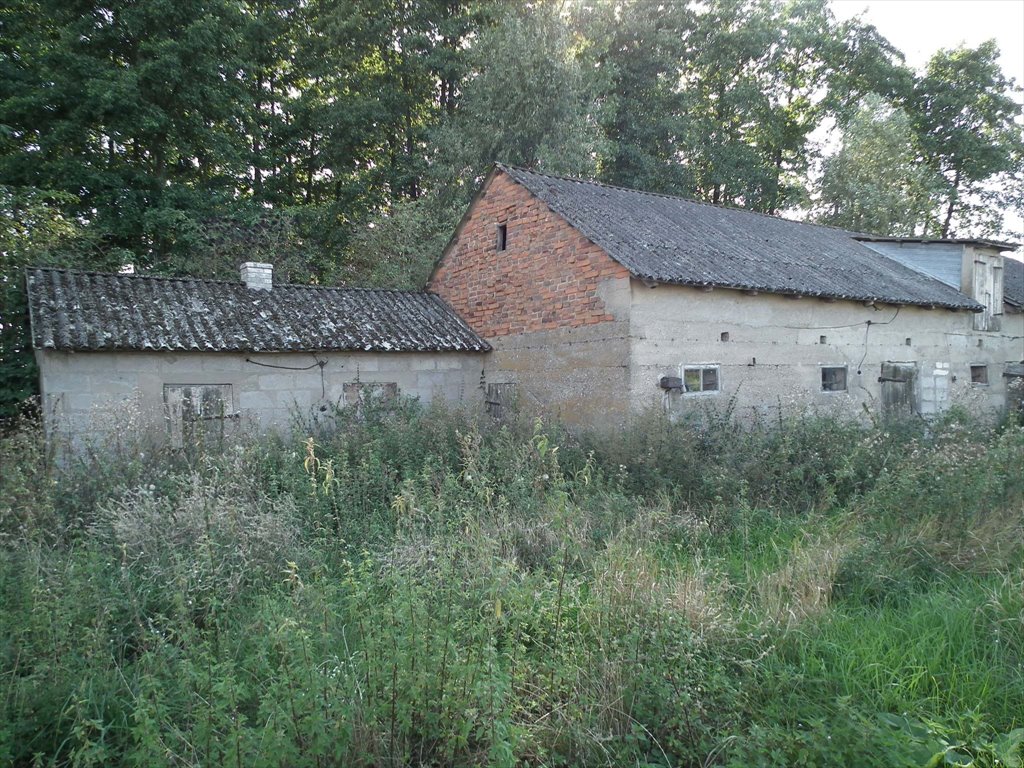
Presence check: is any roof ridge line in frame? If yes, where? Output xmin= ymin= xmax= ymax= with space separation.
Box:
xmin=495 ymin=162 xmax=872 ymax=238
xmin=26 ymin=266 xmax=435 ymax=295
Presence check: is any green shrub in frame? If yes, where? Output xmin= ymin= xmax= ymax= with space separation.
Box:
xmin=1 ymin=401 xmax=1022 ymax=766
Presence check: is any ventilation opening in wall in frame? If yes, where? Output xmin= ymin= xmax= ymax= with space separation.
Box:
xmin=819 ymin=335 xmax=827 ymax=344
xmin=720 ymin=331 xmax=730 ymax=342
xmin=496 ymin=223 xmax=507 ymax=251
xmin=970 ymin=365 xmax=989 ymax=385
xmin=905 ymin=337 xmax=912 ymax=346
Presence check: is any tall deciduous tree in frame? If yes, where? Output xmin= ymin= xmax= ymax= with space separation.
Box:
xmin=815 ymin=96 xmax=942 ymax=235
xmin=431 ymin=1 xmax=603 ymax=198
xmin=909 ymin=41 xmax=1024 ymax=237
xmin=574 ymin=0 xmax=694 ymax=195
xmin=0 ymin=0 xmax=251 ymax=268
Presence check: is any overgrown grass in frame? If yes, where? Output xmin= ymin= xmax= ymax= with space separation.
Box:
xmin=1 ymin=401 xmax=1022 ymax=767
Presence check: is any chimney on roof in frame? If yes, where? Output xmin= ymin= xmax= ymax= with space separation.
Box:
xmin=241 ymin=262 xmax=273 ymax=291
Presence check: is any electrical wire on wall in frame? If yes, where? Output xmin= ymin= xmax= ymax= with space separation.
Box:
xmin=854 ymin=308 xmax=901 ymax=374
xmin=245 ymin=354 xmax=329 ymax=399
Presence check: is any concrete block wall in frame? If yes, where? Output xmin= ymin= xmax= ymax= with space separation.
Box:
xmin=37 ymin=349 xmax=484 ymax=447
xmin=430 ymin=168 xmax=635 ymax=424
xmin=628 ymin=281 xmax=1012 ymax=421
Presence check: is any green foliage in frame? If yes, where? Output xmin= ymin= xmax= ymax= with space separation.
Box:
xmin=2 ymin=404 xmax=1022 ymax=766
xmin=430 ymin=1 xmax=605 ymax=197
xmin=816 ymin=96 xmax=944 ymax=235
xmin=909 ymin=41 xmax=1024 ymax=238
xmin=0 ymin=185 xmax=98 ymax=421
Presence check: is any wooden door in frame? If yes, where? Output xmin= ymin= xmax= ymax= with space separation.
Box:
xmin=879 ymin=362 xmax=918 ymax=419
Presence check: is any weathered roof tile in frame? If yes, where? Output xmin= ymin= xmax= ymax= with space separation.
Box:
xmin=27 ymin=268 xmax=490 ymax=353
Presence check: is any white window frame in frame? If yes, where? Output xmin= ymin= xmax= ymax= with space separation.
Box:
xmin=820 ymin=365 xmax=848 ymax=393
xmin=680 ymin=363 xmax=720 ymax=395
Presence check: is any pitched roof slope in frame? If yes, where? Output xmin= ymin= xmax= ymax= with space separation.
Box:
xmin=499 ymin=165 xmax=982 ymax=311
xmin=1005 ymin=257 xmax=1024 ymax=308
xmin=27 ymin=268 xmax=490 ymax=353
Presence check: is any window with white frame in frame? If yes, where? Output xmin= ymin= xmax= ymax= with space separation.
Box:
xmin=820 ymin=366 xmax=848 ymax=392
xmin=682 ymin=364 xmax=719 ymax=394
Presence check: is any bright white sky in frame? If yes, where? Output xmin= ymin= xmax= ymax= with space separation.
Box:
xmin=830 ymin=0 xmax=1024 ymax=91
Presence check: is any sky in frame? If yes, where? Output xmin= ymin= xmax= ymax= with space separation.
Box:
xmin=829 ymin=0 xmax=1024 ymax=88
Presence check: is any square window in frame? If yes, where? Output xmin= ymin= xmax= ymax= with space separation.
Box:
xmin=821 ymin=366 xmax=847 ymax=392
xmin=970 ymin=365 xmax=988 ymax=385
xmin=343 ymin=382 xmax=399 ymax=406
xmin=682 ymin=365 xmax=720 ymax=394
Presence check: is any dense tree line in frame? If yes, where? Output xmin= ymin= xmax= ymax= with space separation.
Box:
xmin=1 ymin=0 xmax=1022 ymax=417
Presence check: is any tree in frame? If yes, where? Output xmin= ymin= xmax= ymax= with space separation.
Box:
xmin=909 ymin=41 xmax=1024 ymax=237
xmin=573 ymin=0 xmax=694 ymax=195
xmin=680 ymin=0 xmax=908 ymax=213
xmin=430 ymin=1 xmax=605 ymax=198
xmin=0 ymin=186 xmax=94 ymax=421
xmin=0 ymin=0 xmax=252 ymax=268
xmin=815 ymin=96 xmax=942 ymax=235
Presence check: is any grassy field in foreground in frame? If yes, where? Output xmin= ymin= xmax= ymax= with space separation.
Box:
xmin=1 ymin=402 xmax=1022 ymax=767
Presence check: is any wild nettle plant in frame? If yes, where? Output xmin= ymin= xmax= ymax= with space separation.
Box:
xmin=0 ymin=399 xmax=1022 ymax=767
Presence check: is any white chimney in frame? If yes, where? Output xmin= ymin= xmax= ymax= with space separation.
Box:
xmin=240 ymin=262 xmax=273 ymax=291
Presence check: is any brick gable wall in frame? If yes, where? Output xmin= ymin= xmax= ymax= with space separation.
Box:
xmin=430 ymin=171 xmax=630 ymax=338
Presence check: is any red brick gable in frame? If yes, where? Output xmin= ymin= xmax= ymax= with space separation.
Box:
xmin=430 ymin=170 xmax=630 ymax=338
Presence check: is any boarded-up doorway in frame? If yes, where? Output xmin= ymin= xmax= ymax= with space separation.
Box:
xmin=879 ymin=362 xmax=918 ymax=418
xmin=164 ymin=384 xmax=234 ymax=449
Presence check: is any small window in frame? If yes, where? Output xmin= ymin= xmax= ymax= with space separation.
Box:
xmin=819 ymin=335 xmax=827 ymax=345
xmin=720 ymin=331 xmax=730 ymax=342
xmin=970 ymin=365 xmax=988 ymax=385
xmin=821 ymin=366 xmax=848 ymax=392
xmin=905 ymin=337 xmax=912 ymax=346
xmin=496 ymin=223 xmax=507 ymax=251
xmin=682 ymin=365 xmax=719 ymax=394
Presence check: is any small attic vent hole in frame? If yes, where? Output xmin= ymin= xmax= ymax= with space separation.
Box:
xmin=496 ymin=223 xmax=507 ymax=251
xmin=905 ymin=337 xmax=912 ymax=346
xmin=720 ymin=331 xmax=730 ymax=342
xmin=819 ymin=335 xmax=827 ymax=345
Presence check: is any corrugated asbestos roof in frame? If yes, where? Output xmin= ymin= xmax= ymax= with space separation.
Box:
xmin=27 ymin=268 xmax=490 ymax=353
xmin=498 ymin=165 xmax=984 ymax=311
xmin=1005 ymin=257 xmax=1024 ymax=308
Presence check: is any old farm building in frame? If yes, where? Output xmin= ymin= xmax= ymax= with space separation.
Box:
xmin=28 ymin=165 xmax=1024 ymax=443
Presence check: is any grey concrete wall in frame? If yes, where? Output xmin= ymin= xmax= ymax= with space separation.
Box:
xmin=483 ymin=322 xmax=631 ymax=427
xmin=628 ymin=280 xmax=1013 ymax=421
xmin=37 ymin=349 xmax=485 ymax=447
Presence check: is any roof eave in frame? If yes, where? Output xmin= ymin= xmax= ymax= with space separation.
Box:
xmin=634 ymin=275 xmax=982 ymax=312
xmin=854 ymin=236 xmax=1020 ymax=251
